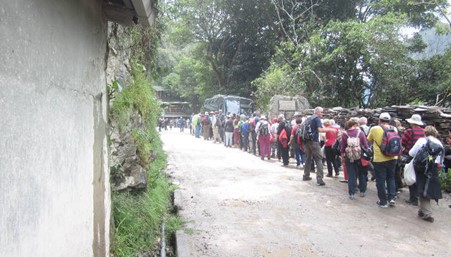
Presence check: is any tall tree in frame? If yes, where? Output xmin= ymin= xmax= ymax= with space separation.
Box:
xmin=160 ymin=0 xmax=278 ymax=100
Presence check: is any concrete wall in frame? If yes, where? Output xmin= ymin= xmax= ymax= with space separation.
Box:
xmin=0 ymin=1 xmax=110 ymax=256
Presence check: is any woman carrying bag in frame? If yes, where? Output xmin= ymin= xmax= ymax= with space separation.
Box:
xmin=408 ymin=126 xmax=444 ymax=223
xmin=340 ymin=118 xmax=369 ymax=200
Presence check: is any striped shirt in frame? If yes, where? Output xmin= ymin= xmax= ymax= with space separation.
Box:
xmin=401 ymin=127 xmax=424 ymax=155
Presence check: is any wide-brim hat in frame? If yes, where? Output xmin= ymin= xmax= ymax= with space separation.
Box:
xmin=406 ymin=114 xmax=424 ymax=126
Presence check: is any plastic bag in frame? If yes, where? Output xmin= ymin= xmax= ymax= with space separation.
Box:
xmin=404 ymin=159 xmax=416 ymax=186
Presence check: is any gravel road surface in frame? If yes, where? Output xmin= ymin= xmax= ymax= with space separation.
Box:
xmin=162 ymin=129 xmax=451 ymax=257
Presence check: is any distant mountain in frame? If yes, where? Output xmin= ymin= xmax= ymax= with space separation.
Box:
xmin=411 ymin=27 xmax=451 ymax=60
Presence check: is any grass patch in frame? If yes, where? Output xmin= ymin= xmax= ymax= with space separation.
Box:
xmin=110 ymin=62 xmax=181 ymax=256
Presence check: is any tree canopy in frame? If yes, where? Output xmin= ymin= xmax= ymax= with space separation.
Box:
xmin=158 ymin=0 xmax=451 ymax=111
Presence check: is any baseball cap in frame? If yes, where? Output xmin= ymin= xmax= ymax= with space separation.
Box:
xmin=379 ymin=112 xmax=391 ymax=121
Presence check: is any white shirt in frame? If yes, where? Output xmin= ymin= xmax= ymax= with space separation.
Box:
xmin=255 ymin=120 xmax=269 ymax=136
xmin=409 ymin=136 xmax=444 ymax=164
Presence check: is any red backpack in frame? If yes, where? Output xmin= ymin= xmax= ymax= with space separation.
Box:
xmin=279 ymin=129 xmax=288 ymax=148
xmin=202 ymin=116 xmax=211 ymax=126
xmin=378 ymin=125 xmax=402 ymax=157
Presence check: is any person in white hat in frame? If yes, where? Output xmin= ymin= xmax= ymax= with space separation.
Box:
xmin=367 ymin=112 xmax=399 ymax=208
xmin=401 ymin=114 xmax=425 ymax=206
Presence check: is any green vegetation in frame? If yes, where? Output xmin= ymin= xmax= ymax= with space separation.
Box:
xmin=439 ymin=169 xmax=451 ymax=193
xmin=158 ymin=0 xmax=450 ymax=110
xmin=110 ymin=63 xmax=181 ymax=256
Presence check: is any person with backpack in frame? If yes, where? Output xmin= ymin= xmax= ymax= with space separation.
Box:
xmin=248 ymin=113 xmax=257 ymax=155
xmin=241 ymin=116 xmax=249 ymax=152
xmin=401 ymin=114 xmax=425 ymax=206
xmin=212 ymin=112 xmax=222 ymax=143
xmin=289 ymin=117 xmax=304 ymax=169
xmin=256 ymin=115 xmax=271 ymax=160
xmin=302 ymin=107 xmax=337 ymax=186
xmin=224 ymin=115 xmax=234 ymax=147
xmin=202 ymin=112 xmax=212 ymax=140
xmin=409 ymin=126 xmax=444 ymax=223
xmin=367 ymin=112 xmax=400 ymax=208
xmin=192 ymin=113 xmax=201 ymax=138
xmin=270 ymin=117 xmax=279 ymax=158
xmin=340 ymin=118 xmax=369 ymax=200
xmin=216 ymin=109 xmax=225 ymax=143
xmin=277 ymin=114 xmax=291 ymax=166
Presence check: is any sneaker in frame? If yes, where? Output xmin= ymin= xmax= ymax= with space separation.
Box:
xmin=360 ymin=192 xmax=366 ymax=198
xmin=326 ymin=174 xmax=333 ymax=177
xmin=389 ymin=199 xmax=396 ymax=207
xmin=317 ymin=180 xmax=326 ymax=186
xmin=377 ymin=201 xmax=388 ymax=208
xmin=302 ymin=176 xmax=312 ymax=181
xmin=296 ymin=165 xmax=301 ymax=169
xmin=261 ymin=156 xmax=264 ymax=160
xmin=339 ymin=180 xmax=348 ymax=183
xmin=299 ymin=164 xmax=304 ymax=169
xmin=349 ymin=194 xmax=355 ymax=200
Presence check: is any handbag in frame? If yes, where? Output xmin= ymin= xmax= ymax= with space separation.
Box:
xmin=404 ymin=159 xmax=416 ymax=186
xmin=361 ymin=146 xmax=373 ymax=161
xmin=361 ymin=158 xmax=369 ymax=167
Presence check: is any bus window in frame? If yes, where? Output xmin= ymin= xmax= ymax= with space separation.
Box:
xmin=225 ymin=99 xmax=240 ymax=115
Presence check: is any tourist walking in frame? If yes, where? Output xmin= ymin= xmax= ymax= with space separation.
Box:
xmin=277 ymin=114 xmax=291 ymax=166
xmin=270 ymin=117 xmax=279 ymax=158
xmin=224 ymin=115 xmax=234 ymax=147
xmin=409 ymin=126 xmax=444 ymax=222
xmin=367 ymin=112 xmax=399 ymax=208
xmin=401 ymin=114 xmax=425 ymax=206
xmin=256 ymin=116 xmax=271 ymax=160
xmin=289 ymin=117 xmax=304 ymax=168
xmin=340 ymin=118 xmax=369 ymax=199
xmin=302 ymin=107 xmax=337 ymax=186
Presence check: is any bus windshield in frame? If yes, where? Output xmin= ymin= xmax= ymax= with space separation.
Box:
xmin=203 ymin=95 xmax=254 ymax=116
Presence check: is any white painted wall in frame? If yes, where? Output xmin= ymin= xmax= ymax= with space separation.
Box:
xmin=0 ymin=1 xmax=110 ymax=256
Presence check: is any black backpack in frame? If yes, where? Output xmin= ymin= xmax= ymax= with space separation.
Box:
xmin=298 ymin=116 xmax=315 ymax=142
xmin=284 ymin=121 xmax=292 ymax=136
xmin=413 ymin=138 xmax=443 ymax=169
xmin=259 ymin=123 xmax=269 ymax=136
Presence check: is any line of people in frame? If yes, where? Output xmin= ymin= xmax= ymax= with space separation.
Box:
xmin=188 ymin=108 xmax=450 ymax=223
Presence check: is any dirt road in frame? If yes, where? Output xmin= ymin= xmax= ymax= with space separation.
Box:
xmin=162 ymin=129 xmax=451 ymax=257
